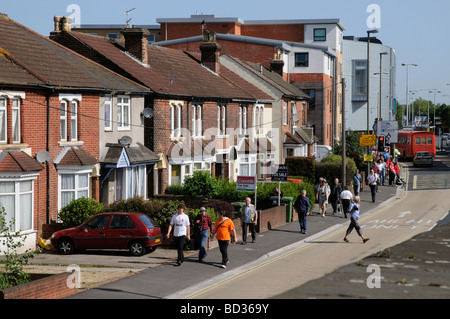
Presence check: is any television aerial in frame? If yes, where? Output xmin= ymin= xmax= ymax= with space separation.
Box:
xmin=125 ymin=8 xmax=135 ymax=28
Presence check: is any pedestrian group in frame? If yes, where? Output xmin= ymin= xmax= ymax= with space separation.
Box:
xmin=165 ymin=160 xmax=405 ymax=268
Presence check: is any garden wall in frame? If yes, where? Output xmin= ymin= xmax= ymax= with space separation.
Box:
xmin=0 ymin=271 xmax=77 ymax=299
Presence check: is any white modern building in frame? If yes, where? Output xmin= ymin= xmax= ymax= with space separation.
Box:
xmin=342 ymin=36 xmax=396 ymax=132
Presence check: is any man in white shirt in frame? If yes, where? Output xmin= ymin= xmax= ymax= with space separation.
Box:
xmin=340 ymin=186 xmax=353 ymax=219
xmin=166 ymin=204 xmax=191 ymax=266
xmin=367 ymin=168 xmax=378 ymax=203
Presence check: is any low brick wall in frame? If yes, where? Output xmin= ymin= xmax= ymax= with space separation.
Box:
xmin=0 ymin=271 xmax=77 ymax=299
xmin=258 ymin=205 xmax=287 ymax=232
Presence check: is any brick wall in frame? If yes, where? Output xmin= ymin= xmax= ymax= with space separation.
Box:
xmin=0 ymin=272 xmax=77 ymax=299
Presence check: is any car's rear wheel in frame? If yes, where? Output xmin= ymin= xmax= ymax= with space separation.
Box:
xmin=58 ymin=238 xmax=74 ymax=255
xmin=129 ymin=241 xmax=146 ymax=256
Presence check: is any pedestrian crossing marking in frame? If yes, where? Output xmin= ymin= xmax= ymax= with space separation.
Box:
xmin=413 ymin=174 xmax=450 ymax=190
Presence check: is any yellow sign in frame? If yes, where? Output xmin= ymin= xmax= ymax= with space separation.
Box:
xmin=364 ymin=154 xmax=373 ymax=162
xmin=360 ymin=134 xmax=377 ymax=147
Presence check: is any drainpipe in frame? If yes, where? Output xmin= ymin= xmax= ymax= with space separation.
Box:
xmin=46 ymin=92 xmax=51 ymax=224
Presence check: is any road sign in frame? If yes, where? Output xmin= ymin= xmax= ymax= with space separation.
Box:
xmin=237 ymin=176 xmax=256 ymax=192
xmin=360 ymin=134 xmax=376 ymax=147
xmin=271 ymin=165 xmax=288 ymax=182
xmin=377 ymin=121 xmax=398 ymax=144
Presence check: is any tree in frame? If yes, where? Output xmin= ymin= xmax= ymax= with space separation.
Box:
xmin=440 ymin=105 xmax=450 ymax=131
xmin=333 ymin=130 xmax=366 ymax=169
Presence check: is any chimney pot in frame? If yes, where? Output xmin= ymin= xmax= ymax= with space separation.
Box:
xmin=60 ymin=16 xmax=72 ymax=32
xmin=53 ymin=16 xmax=62 ymax=32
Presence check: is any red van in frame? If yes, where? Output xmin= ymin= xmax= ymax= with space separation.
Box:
xmin=51 ymin=212 xmax=162 ymax=256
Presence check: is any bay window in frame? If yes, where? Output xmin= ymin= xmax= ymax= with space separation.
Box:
xmin=59 ymin=171 xmax=90 ymax=210
xmin=0 ymin=178 xmax=35 ymax=232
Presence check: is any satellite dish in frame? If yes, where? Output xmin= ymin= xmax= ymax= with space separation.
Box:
xmin=141 ymin=108 xmax=154 ymax=119
xmin=119 ymin=136 xmax=133 ymax=146
xmin=36 ymin=151 xmax=51 ymax=163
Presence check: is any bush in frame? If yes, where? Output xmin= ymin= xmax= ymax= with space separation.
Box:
xmin=204 ymin=200 xmax=235 ymax=218
xmin=316 ymin=155 xmax=357 ymax=187
xmin=183 ymin=170 xmax=215 ymax=198
xmin=59 ymin=197 xmax=104 ymax=226
xmin=256 ymin=180 xmax=315 ymax=209
xmin=0 ymin=206 xmax=39 ymax=289
xmin=164 ymin=171 xmax=251 ymax=202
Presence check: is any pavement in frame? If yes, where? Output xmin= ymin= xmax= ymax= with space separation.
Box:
xmin=14 ymin=161 xmax=449 ymax=300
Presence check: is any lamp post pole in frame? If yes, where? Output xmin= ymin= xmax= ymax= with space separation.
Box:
xmin=402 ymin=63 xmax=418 ymax=126
xmin=366 ymin=29 xmax=378 ymax=177
xmin=378 ymin=52 xmax=388 ymax=121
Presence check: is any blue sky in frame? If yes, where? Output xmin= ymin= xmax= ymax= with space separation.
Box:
xmin=2 ymin=0 xmax=449 ymax=104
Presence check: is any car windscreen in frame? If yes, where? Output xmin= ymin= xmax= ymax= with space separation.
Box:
xmin=138 ymin=215 xmax=159 ymax=229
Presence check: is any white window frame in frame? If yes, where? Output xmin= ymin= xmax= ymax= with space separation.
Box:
xmin=0 ymin=97 xmax=7 ymax=143
xmin=254 ymin=104 xmax=264 ymax=135
xmin=217 ymin=104 xmax=227 ymax=136
xmin=0 ymin=177 xmax=36 ymax=233
xmin=60 ymin=100 xmax=67 ymax=141
xmin=239 ymin=154 xmax=256 ymax=177
xmin=58 ymin=169 xmax=91 ymax=211
xmin=71 ymin=100 xmax=78 ymax=141
xmin=104 ymin=95 xmax=112 ymax=131
xmin=192 ymin=104 xmax=203 ymax=137
xmin=12 ymin=98 xmax=20 ymax=143
xmin=239 ymin=105 xmax=248 ymax=135
xmin=170 ymin=101 xmax=183 ymax=138
xmin=117 ymin=95 xmax=131 ymax=130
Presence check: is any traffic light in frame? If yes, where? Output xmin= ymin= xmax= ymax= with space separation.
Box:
xmin=377 ymin=136 xmax=385 ymax=152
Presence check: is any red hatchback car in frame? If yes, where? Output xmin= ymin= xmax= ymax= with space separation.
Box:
xmin=51 ymin=212 xmax=162 ymax=256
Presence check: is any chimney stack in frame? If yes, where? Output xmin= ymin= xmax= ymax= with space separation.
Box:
xmin=50 ymin=16 xmax=71 ymax=39
xmin=200 ymin=31 xmax=222 ymax=74
xmin=270 ymin=52 xmax=284 ymax=77
xmin=121 ymin=28 xmax=150 ymax=65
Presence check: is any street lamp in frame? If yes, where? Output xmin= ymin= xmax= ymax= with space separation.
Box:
xmin=402 ymin=63 xmax=418 ymax=126
xmin=367 ymin=29 xmax=379 ymax=134
xmin=378 ymin=52 xmax=388 ymax=120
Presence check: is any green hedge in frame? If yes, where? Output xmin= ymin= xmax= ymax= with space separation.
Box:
xmin=285 ymin=156 xmax=316 ymax=183
xmin=316 ymin=155 xmax=357 ymax=186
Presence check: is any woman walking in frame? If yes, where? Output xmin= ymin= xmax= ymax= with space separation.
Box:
xmin=343 ymin=196 xmax=370 ymax=244
xmin=212 ymin=211 xmax=237 ymax=269
xmin=317 ymin=179 xmax=330 ymax=217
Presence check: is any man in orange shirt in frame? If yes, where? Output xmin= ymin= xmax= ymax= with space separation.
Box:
xmin=212 ymin=211 xmax=237 ymax=269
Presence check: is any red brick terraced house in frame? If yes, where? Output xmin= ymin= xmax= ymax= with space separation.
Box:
xmin=51 ymin=21 xmax=281 ymax=195
xmin=0 ymin=13 xmax=151 ymax=252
